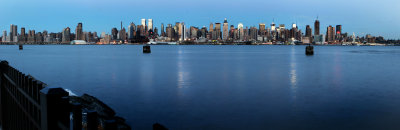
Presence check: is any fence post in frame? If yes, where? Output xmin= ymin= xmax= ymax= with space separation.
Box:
xmin=40 ymin=87 xmax=70 ymax=130
xmin=87 ymin=110 xmax=98 ymax=130
xmin=0 ymin=60 xmax=9 ymax=128
xmin=72 ymin=103 xmax=82 ymax=130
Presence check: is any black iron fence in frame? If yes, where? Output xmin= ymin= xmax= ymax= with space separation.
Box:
xmin=0 ymin=60 xmax=126 ymax=130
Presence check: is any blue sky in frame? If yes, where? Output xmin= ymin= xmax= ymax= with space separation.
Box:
xmin=1 ymin=0 xmax=400 ymax=39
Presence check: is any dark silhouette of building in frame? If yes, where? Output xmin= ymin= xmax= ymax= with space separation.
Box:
xmin=75 ymin=23 xmax=83 ymax=40
xmin=314 ymin=20 xmax=320 ymax=36
xmin=326 ymin=25 xmax=335 ymax=42
xmin=306 ymin=25 xmax=312 ymax=37
xmin=111 ymin=28 xmax=118 ymax=40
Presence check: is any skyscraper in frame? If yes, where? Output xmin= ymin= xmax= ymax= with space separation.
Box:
xmin=326 ymin=25 xmax=335 ymax=42
xmin=20 ymin=27 xmax=26 ymax=42
xmin=75 ymin=23 xmax=83 ymax=40
xmin=141 ymin=19 xmax=146 ymax=28
xmin=2 ymin=31 xmax=6 ymax=42
xmin=336 ymin=25 xmax=342 ymax=34
xmin=238 ymin=23 xmax=244 ymax=41
xmin=336 ymin=25 xmax=342 ymax=41
xmin=119 ymin=28 xmax=127 ymax=41
xmin=62 ymin=27 xmax=71 ymax=43
xmin=259 ymin=23 xmax=266 ymax=36
xmin=161 ymin=23 xmax=165 ymax=37
xmin=10 ymin=24 xmax=17 ymax=42
xmin=148 ymin=19 xmax=153 ymax=31
xmin=305 ymin=25 xmax=312 ymax=37
xmin=222 ymin=18 xmax=229 ymax=41
xmin=314 ymin=20 xmax=320 ymax=35
xmin=215 ymin=23 xmax=221 ymax=40
xmin=111 ymin=28 xmax=118 ymax=40
xmin=128 ymin=22 xmax=136 ymax=39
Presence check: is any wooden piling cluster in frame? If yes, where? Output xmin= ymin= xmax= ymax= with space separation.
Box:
xmin=143 ymin=45 xmax=151 ymax=53
xmin=0 ymin=60 xmax=124 ymax=130
xmin=306 ymin=45 xmax=314 ymax=55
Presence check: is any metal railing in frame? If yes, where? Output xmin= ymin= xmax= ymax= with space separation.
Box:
xmin=0 ymin=61 xmax=123 ymax=130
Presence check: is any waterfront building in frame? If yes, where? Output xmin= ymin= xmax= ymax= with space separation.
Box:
xmin=215 ymin=23 xmax=221 ymax=40
xmin=259 ymin=23 xmax=266 ymax=36
xmin=128 ymin=22 xmax=136 ymax=39
xmin=20 ymin=27 xmax=26 ymax=43
xmin=305 ymin=25 xmax=312 ymax=37
xmin=314 ymin=20 xmax=320 ymax=35
xmin=336 ymin=25 xmax=342 ymax=41
xmin=161 ymin=23 xmax=165 ymax=37
xmin=141 ymin=19 xmax=146 ymax=28
xmin=314 ymin=34 xmax=325 ymax=44
xmin=148 ymin=19 xmax=153 ymax=31
xmin=75 ymin=23 xmax=83 ymax=40
xmin=326 ymin=25 xmax=335 ymax=43
xmin=62 ymin=27 xmax=71 ymax=43
xmin=111 ymin=28 xmax=118 ymax=40
xmin=28 ymin=30 xmax=35 ymax=43
xmin=222 ymin=18 xmax=229 ymax=41
xmin=10 ymin=24 xmax=17 ymax=42
xmin=119 ymin=28 xmax=127 ymax=42
xmin=238 ymin=23 xmax=244 ymax=41
xmin=2 ymin=31 xmax=6 ymax=42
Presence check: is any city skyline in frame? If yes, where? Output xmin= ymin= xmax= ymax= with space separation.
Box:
xmin=1 ymin=0 xmax=400 ymax=39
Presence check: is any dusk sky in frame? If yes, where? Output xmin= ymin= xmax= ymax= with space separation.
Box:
xmin=1 ymin=0 xmax=399 ymax=39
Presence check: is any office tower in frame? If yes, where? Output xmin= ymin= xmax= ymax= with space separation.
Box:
xmin=28 ymin=30 xmax=36 ymax=43
xmin=326 ymin=25 xmax=335 ymax=42
xmin=148 ymin=19 xmax=153 ymax=31
xmin=305 ymin=25 xmax=312 ymax=37
xmin=2 ymin=31 xmax=6 ymax=42
xmin=222 ymin=18 xmax=229 ymax=41
xmin=238 ymin=23 xmax=244 ymax=41
xmin=161 ymin=23 xmax=165 ymax=37
xmin=215 ymin=23 xmax=221 ymax=40
xmin=20 ymin=27 xmax=26 ymax=42
xmin=336 ymin=25 xmax=342 ymax=40
xmin=336 ymin=25 xmax=342 ymax=34
xmin=128 ymin=22 xmax=135 ymax=39
xmin=314 ymin=20 xmax=320 ymax=35
xmin=111 ymin=28 xmax=118 ymax=40
xmin=249 ymin=27 xmax=257 ymax=40
xmin=153 ymin=27 xmax=158 ymax=36
xmin=166 ymin=24 xmax=174 ymax=41
xmin=209 ymin=23 xmax=214 ymax=32
xmin=176 ymin=22 xmax=185 ymax=41
xmin=62 ymin=27 xmax=71 ymax=43
xmin=141 ymin=19 xmax=146 ymax=27
xmin=259 ymin=23 xmax=266 ymax=36
xmin=119 ymin=28 xmax=127 ymax=41
xmin=271 ymin=22 xmax=276 ymax=32
xmin=200 ymin=26 xmax=208 ymax=38
xmin=75 ymin=23 xmax=83 ymax=40
xmin=10 ymin=24 xmax=17 ymax=42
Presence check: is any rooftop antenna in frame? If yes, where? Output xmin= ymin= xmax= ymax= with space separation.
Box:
xmin=120 ymin=21 xmax=122 ymax=30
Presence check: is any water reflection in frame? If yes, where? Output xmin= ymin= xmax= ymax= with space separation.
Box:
xmin=177 ymin=47 xmax=191 ymax=97
xmin=290 ymin=47 xmax=298 ymax=100
xmin=289 ymin=46 xmax=298 ymax=115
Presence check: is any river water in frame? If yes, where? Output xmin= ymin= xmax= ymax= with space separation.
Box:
xmin=1 ymin=45 xmax=400 ymax=129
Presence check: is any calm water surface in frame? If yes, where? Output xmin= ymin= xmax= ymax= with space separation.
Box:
xmin=0 ymin=45 xmax=400 ymax=129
